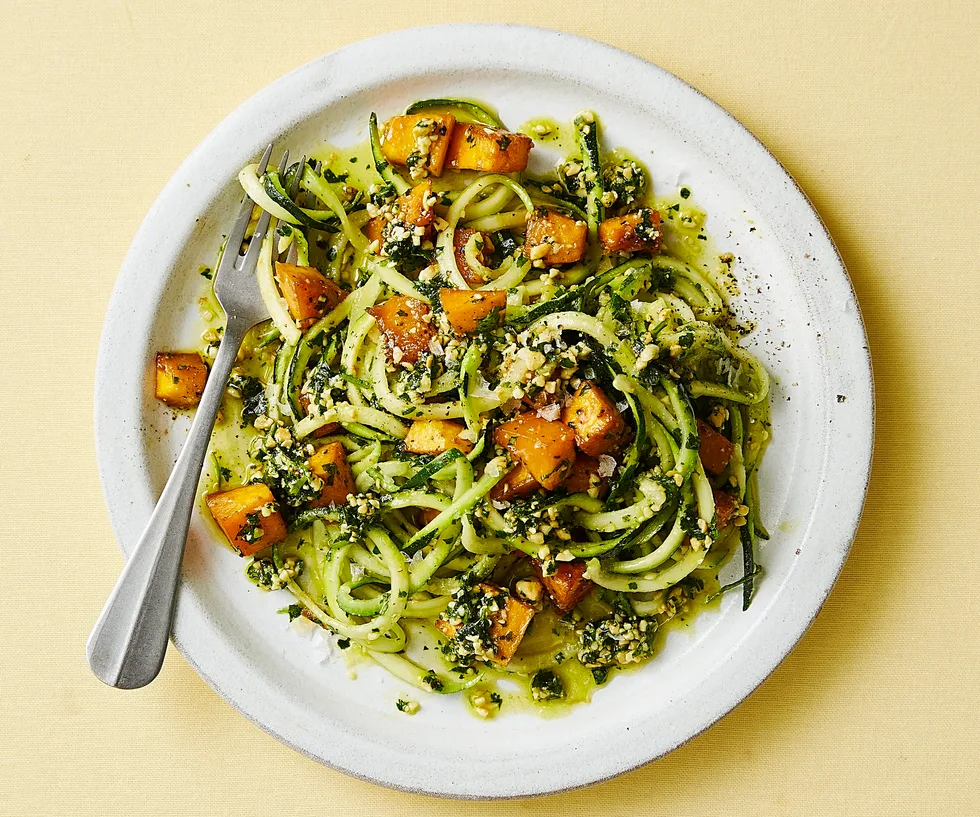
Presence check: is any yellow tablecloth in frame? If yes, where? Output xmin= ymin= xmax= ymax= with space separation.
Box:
xmin=2 ymin=1 xmax=978 ymax=814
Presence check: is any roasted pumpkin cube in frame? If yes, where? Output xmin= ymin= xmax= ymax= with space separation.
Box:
xmin=439 ymin=288 xmax=506 ymax=334
xmin=697 ymin=419 xmax=734 ymax=476
xmin=524 ymin=209 xmax=588 ymax=265
xmin=205 ymin=483 xmax=286 ymax=557
xmin=494 ymin=413 xmax=577 ymax=490
xmin=598 ymin=207 xmax=662 ymax=254
xmin=155 ymin=352 xmax=208 ymax=408
xmin=308 ymin=442 xmax=356 ymax=507
xmin=560 ymin=453 xmax=608 ymax=498
xmin=416 ymin=507 xmax=441 ymax=528
xmin=562 ymin=381 xmax=627 ymax=457
xmin=395 ymin=179 xmax=437 ymax=229
xmin=531 ymin=559 xmax=594 ymax=614
xmin=404 ymin=419 xmax=474 ymax=455
xmin=368 ymin=182 xmax=438 ymax=257
xmin=453 ymin=227 xmax=491 ymax=285
xmin=367 ymin=295 xmax=435 ymax=364
xmin=275 ymin=263 xmax=347 ymax=329
xmin=381 ymin=113 xmax=456 ymax=178
xmin=488 ymin=591 xmax=536 ymax=664
xmin=713 ymin=488 xmax=738 ymax=528
xmin=364 ymin=216 xmax=384 ymax=247
xmin=489 ymin=463 xmax=541 ymax=502
xmin=446 ymin=124 xmax=533 ymax=173
xmin=435 ymin=583 xmax=536 ymax=665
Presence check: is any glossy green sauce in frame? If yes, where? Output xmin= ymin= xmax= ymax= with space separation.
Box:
xmin=191 ymin=114 xmax=743 ymax=718
xmin=309 ymin=139 xmax=378 ymax=194
xmin=448 ymin=571 xmax=725 ymax=720
xmin=519 ymin=116 xmax=578 ymax=155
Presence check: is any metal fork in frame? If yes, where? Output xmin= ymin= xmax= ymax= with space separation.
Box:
xmin=88 ymin=144 xmax=288 ymax=689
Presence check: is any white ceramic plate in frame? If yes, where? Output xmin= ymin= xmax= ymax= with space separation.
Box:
xmin=95 ymin=25 xmax=874 ymax=798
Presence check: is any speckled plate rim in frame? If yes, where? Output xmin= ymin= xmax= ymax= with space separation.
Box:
xmin=94 ymin=24 xmax=874 ymax=799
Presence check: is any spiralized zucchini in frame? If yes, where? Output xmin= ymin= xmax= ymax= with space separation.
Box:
xmin=203 ymin=100 xmax=773 ymax=714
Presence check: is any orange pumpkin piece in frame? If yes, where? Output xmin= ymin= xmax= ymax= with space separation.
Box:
xmin=435 ymin=583 xmax=536 ymax=665
xmin=494 ymin=412 xmax=577 ymax=490
xmin=598 ymin=208 xmax=662 ymax=254
xmin=560 ymin=453 xmax=608 ymax=498
xmin=531 ymin=559 xmax=594 ymax=614
xmin=275 ymin=263 xmax=347 ymax=329
xmin=697 ymin=419 xmax=734 ymax=476
xmin=489 ymin=463 xmax=541 ymax=502
xmin=453 ymin=227 xmax=491 ymax=285
xmin=404 ymin=419 xmax=474 ymax=456
xmin=364 ymin=216 xmax=384 ymax=246
xmin=395 ymin=179 xmax=437 ymax=228
xmin=155 ymin=352 xmax=208 ymax=408
xmin=367 ymin=182 xmax=438 ymax=256
xmin=446 ymin=124 xmax=533 ymax=173
xmin=205 ymin=484 xmax=286 ymax=557
xmin=524 ymin=209 xmax=588 ymax=265
xmin=713 ymin=488 xmax=738 ymax=529
xmin=308 ymin=442 xmax=356 ymax=507
xmin=367 ymin=295 xmax=436 ymax=364
xmin=562 ymin=381 xmax=627 ymax=457
xmin=380 ymin=113 xmax=456 ymax=178
xmin=439 ymin=288 xmax=506 ymax=334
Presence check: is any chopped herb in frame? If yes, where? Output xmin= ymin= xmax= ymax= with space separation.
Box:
xmin=277 ymin=604 xmax=304 ymax=622
xmin=476 ymin=305 xmax=504 ymax=332
xmin=339 ymin=371 xmax=371 ymax=389
xmin=237 ymin=512 xmax=264 ymax=544
xmin=421 ymin=670 xmax=445 ymax=692
xmin=530 ymin=670 xmax=565 ymax=702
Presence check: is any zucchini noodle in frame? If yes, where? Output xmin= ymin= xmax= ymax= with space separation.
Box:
xmin=437 ymin=174 xmax=533 ymax=288
xmin=197 ymin=100 xmax=773 ymax=714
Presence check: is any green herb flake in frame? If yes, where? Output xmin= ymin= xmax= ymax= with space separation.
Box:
xmin=277 ymin=604 xmax=304 ymax=622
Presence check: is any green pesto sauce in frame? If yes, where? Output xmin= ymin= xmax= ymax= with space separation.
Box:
xmin=191 ymin=114 xmax=743 ymax=717
xmin=518 ymin=116 xmax=578 ymax=155
xmin=455 ymin=571 xmax=725 ymax=721
xmin=309 ymin=138 xmax=378 ymax=195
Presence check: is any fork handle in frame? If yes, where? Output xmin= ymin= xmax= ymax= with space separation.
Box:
xmin=87 ymin=318 xmax=249 ymax=689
